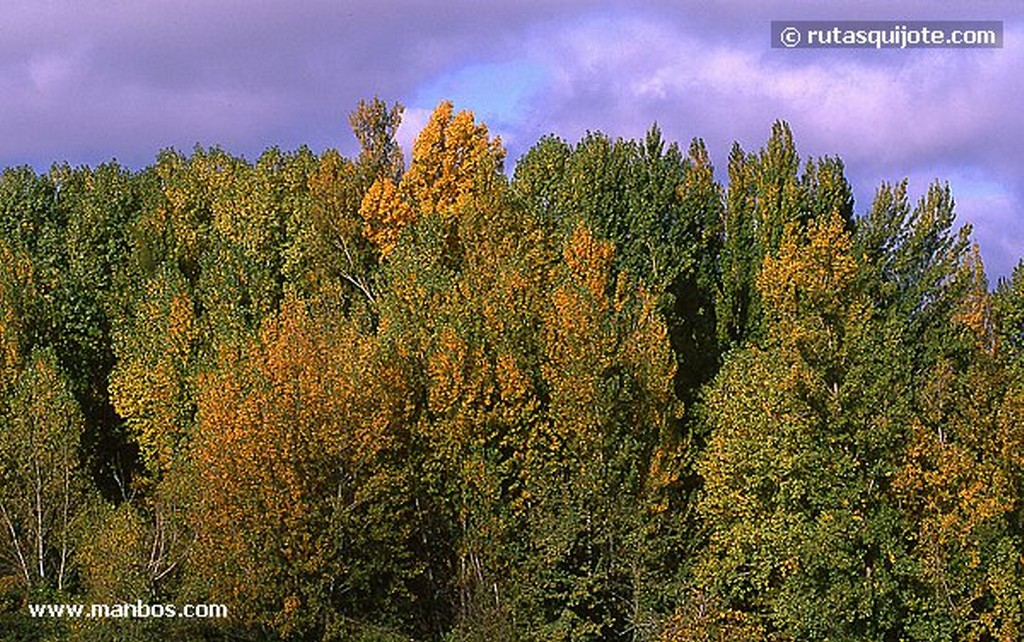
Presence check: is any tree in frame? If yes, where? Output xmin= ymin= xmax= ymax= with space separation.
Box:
xmin=297 ymin=147 xmax=378 ymax=315
xmin=0 ymin=163 xmax=143 ymax=500
xmin=993 ymin=260 xmax=1024 ymax=367
xmin=374 ymin=153 xmax=682 ymax=639
xmin=853 ymin=180 xmax=972 ymax=357
xmin=186 ymin=295 xmax=348 ymax=636
xmin=359 ymin=100 xmax=504 ymax=260
xmin=349 ymin=97 xmax=405 ymax=187
xmin=358 ymin=175 xmax=415 ymax=257
xmin=696 ymin=214 xmax=910 ymax=639
xmin=0 ymin=349 xmax=90 ymax=595
xmin=512 ymin=224 xmax=679 ymax=640
xmin=2 ymin=98 xmax=1021 ymax=641
xmin=109 ymin=269 xmax=200 ymax=479
xmin=404 ymin=100 xmax=505 ymax=220
xmin=891 ymin=253 xmax=1024 ymax=640
xmin=893 ymin=355 xmax=1024 ymax=641
xmin=186 ymin=293 xmax=448 ymax=639
xmin=716 ymin=142 xmax=760 ymax=349
xmin=716 ymin=121 xmax=854 ymax=351
xmin=512 ymin=127 xmax=724 ymax=405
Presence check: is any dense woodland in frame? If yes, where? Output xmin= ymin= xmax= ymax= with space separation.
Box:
xmin=1 ymin=98 xmax=1023 ymax=641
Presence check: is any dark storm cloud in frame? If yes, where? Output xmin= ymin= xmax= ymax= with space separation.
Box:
xmin=1 ymin=0 xmax=1021 ymax=275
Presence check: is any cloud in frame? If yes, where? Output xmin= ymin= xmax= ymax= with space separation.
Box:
xmin=477 ymin=10 xmax=1023 ymax=276
xmin=513 ymin=14 xmax=1022 ymax=163
xmin=395 ymin=106 xmax=433 ymax=163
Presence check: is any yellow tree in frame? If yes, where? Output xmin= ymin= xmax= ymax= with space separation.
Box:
xmin=368 ymin=159 xmax=550 ymax=636
xmin=186 ymin=293 xmax=437 ymax=638
xmin=358 ymin=176 xmax=415 ymax=257
xmin=109 ymin=272 xmax=199 ymax=478
xmin=187 ymin=294 xmax=350 ymax=635
xmin=405 ymin=100 xmax=505 ymax=219
xmin=359 ymin=100 xmax=505 ymax=257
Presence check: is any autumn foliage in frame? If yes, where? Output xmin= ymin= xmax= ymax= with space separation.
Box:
xmin=1 ymin=98 xmax=1023 ymax=641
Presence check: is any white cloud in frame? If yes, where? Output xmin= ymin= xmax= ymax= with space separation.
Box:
xmin=483 ymin=14 xmax=1022 ymax=276
xmin=523 ymin=16 xmax=1023 ymax=168
xmin=395 ymin=106 xmax=432 ymax=165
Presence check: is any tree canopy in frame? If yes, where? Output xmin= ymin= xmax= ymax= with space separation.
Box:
xmin=0 ymin=99 xmax=1020 ymax=642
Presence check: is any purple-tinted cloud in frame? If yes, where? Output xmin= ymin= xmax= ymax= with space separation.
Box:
xmin=0 ymin=1 xmax=588 ymax=165
xmin=1 ymin=1 xmax=1021 ymax=276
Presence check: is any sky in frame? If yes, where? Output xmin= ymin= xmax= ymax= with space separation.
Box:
xmin=2 ymin=0 xmax=1021 ymax=278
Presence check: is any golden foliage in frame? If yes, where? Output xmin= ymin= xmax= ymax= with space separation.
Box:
xmin=755 ymin=212 xmax=869 ymax=401
xmin=359 ymin=176 xmax=415 ymax=255
xmin=954 ymin=244 xmax=996 ymax=352
xmin=540 ymin=223 xmax=677 ymax=490
xmin=759 ymin=211 xmax=858 ymax=323
xmin=661 ymin=590 xmax=766 ymax=642
xmin=186 ymin=293 xmax=411 ymax=633
xmin=893 ymin=358 xmax=1024 ymax=639
xmin=542 ymin=225 xmax=617 ymax=437
xmin=110 ymin=283 xmax=198 ymax=477
xmin=405 ymin=100 xmax=505 ymax=220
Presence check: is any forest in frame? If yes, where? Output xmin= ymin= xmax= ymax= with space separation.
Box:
xmin=1 ymin=98 xmax=1023 ymax=641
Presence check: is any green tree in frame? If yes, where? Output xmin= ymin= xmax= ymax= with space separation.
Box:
xmin=695 ymin=214 xmax=910 ymax=639
xmin=0 ymin=349 xmax=91 ymax=594
xmin=512 ymin=126 xmax=723 ymax=406
xmin=993 ymin=260 xmax=1024 ymax=367
xmin=349 ymin=97 xmax=405 ymax=187
xmin=290 ymin=146 xmax=377 ymax=317
xmin=716 ymin=121 xmax=854 ymax=351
